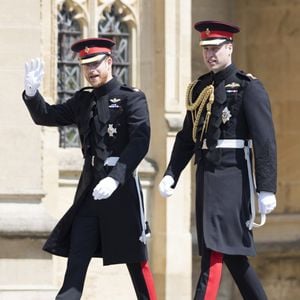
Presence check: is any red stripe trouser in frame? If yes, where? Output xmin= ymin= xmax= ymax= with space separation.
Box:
xmin=56 ymin=216 xmax=157 ymax=300
xmin=127 ymin=261 xmax=157 ymax=300
xmin=194 ymin=247 xmax=267 ymax=300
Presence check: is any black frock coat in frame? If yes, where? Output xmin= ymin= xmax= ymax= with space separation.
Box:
xmin=23 ymin=77 xmax=150 ymax=265
xmin=165 ymin=64 xmax=277 ymax=256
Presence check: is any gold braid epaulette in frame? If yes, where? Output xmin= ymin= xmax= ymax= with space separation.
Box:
xmin=185 ymin=80 xmax=215 ymax=143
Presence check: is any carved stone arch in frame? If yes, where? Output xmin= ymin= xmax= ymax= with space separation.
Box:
xmin=57 ymin=0 xmax=89 ymax=147
xmin=57 ymin=0 xmax=89 ymax=31
xmin=97 ymin=0 xmax=138 ymax=29
xmin=97 ymin=0 xmax=139 ymax=85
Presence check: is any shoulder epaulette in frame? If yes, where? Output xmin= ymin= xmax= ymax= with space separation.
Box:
xmin=237 ymin=70 xmax=257 ymax=81
xmin=121 ymin=85 xmax=140 ymax=92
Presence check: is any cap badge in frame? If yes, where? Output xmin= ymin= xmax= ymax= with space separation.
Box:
xmin=107 ymin=124 xmax=117 ymax=137
xmin=84 ymin=47 xmax=90 ymax=54
xmin=222 ymin=107 xmax=232 ymax=124
xmin=205 ymin=28 xmax=210 ymax=36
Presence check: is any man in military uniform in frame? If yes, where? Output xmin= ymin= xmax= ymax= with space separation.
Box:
xmin=23 ymin=38 xmax=157 ymax=300
xmin=159 ymin=21 xmax=276 ymax=300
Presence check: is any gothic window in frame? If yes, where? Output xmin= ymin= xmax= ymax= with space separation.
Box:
xmin=98 ymin=4 xmax=130 ymax=85
xmin=57 ymin=3 xmax=82 ymax=147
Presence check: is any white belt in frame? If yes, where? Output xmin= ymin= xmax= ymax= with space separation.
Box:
xmin=201 ymin=139 xmax=265 ymax=230
xmin=202 ymin=139 xmax=252 ymax=149
xmin=104 ymin=156 xmax=119 ymax=166
xmin=91 ymin=156 xmax=119 ymax=167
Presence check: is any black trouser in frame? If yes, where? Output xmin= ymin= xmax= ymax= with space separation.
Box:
xmin=56 ymin=216 xmax=156 ymax=300
xmin=194 ymin=246 xmax=267 ymax=300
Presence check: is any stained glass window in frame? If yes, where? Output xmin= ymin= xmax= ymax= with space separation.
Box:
xmin=98 ymin=4 xmax=130 ymax=85
xmin=57 ymin=3 xmax=82 ymax=147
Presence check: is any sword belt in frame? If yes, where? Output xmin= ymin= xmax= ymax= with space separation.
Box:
xmin=90 ymin=155 xmax=149 ymax=243
xmin=202 ymin=139 xmax=265 ymax=230
xmin=202 ymin=138 xmax=252 ymax=149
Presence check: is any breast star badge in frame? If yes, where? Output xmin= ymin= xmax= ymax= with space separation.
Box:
xmin=107 ymin=124 xmax=117 ymax=137
xmin=222 ymin=107 xmax=232 ymax=124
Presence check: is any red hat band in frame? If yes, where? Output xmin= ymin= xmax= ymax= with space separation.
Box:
xmin=201 ymin=30 xmax=233 ymax=40
xmin=79 ymin=46 xmax=111 ymax=58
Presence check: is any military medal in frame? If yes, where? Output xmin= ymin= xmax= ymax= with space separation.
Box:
xmin=109 ymin=98 xmax=121 ymax=108
xmin=225 ymin=82 xmax=240 ymax=89
xmin=225 ymin=82 xmax=240 ymax=93
xmin=109 ymin=103 xmax=120 ymax=108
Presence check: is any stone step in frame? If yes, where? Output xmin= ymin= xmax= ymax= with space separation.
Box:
xmin=0 ymin=286 xmax=57 ymax=300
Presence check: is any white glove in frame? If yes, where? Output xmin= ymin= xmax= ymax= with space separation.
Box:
xmin=258 ymin=191 xmax=276 ymax=214
xmin=93 ymin=177 xmax=119 ymax=200
xmin=159 ymin=175 xmax=175 ymax=198
xmin=24 ymin=58 xmax=44 ymax=97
